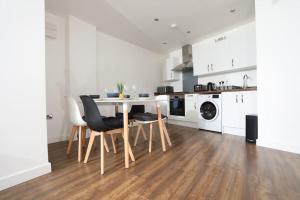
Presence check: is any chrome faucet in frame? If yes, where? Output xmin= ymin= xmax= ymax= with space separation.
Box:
xmin=243 ymin=74 xmax=249 ymax=89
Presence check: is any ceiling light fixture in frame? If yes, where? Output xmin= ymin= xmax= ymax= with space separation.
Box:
xmin=186 ymin=30 xmax=191 ymax=34
xmin=162 ymin=42 xmax=167 ymax=45
xmin=170 ymin=23 xmax=177 ymax=28
xmin=154 ymin=18 xmax=159 ymax=22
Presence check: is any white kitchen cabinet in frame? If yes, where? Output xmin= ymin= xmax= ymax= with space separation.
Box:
xmin=222 ymin=91 xmax=257 ymax=136
xmin=230 ymin=22 xmax=256 ymax=69
xmin=212 ymin=34 xmax=232 ymax=73
xmin=193 ymin=35 xmax=231 ymax=76
xmin=164 ymin=57 xmax=180 ymax=82
xmin=192 ymin=22 xmax=256 ymax=76
xmin=185 ymin=94 xmax=198 ymax=122
xmin=193 ymin=40 xmax=212 ymax=76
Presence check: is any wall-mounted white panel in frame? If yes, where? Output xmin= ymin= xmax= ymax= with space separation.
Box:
xmin=256 ymin=0 xmax=300 ymax=154
xmin=0 ymin=0 xmax=51 ymax=190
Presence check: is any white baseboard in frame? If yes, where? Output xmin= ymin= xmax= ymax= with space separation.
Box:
xmin=168 ymin=119 xmax=198 ymax=129
xmin=0 ymin=162 xmax=51 ymax=191
xmin=47 ymin=136 xmax=68 ymax=144
xmin=48 ymin=130 xmax=92 ymax=144
xmin=257 ymin=140 xmax=300 ymax=155
xmin=222 ymin=126 xmax=245 ymax=137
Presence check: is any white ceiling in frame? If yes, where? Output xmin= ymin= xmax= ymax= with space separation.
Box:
xmin=45 ymin=0 xmax=255 ymax=54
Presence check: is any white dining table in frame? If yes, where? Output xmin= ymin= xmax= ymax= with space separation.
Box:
xmin=93 ymin=98 xmax=167 ymax=168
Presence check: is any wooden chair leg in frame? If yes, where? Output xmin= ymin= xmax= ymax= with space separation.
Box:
xmin=157 ymin=106 xmax=166 ymax=152
xmin=122 ymin=133 xmax=135 ymax=162
xmin=149 ymin=123 xmax=153 ymax=153
xmin=84 ymin=131 xmax=95 ymax=163
xmin=100 ymin=132 xmax=104 ymax=175
xmin=142 ymin=125 xmax=148 ymax=141
xmin=141 ymin=125 xmax=147 ymax=141
xmin=151 ymin=123 xmax=155 ymax=141
xmin=78 ymin=126 xmax=82 ymax=162
xmin=134 ymin=125 xmax=141 ymax=146
xmin=82 ymin=126 xmax=87 ymax=148
xmin=128 ymin=142 xmax=135 ymax=162
xmin=162 ymin=121 xmax=172 ymax=146
xmin=66 ymin=126 xmax=77 ymax=155
xmin=111 ymin=134 xmax=117 ymax=154
xmin=93 ymin=137 xmax=97 ymax=149
xmin=104 ymin=135 xmax=109 ymax=152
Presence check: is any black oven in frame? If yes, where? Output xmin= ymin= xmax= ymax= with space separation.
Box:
xmin=169 ymin=95 xmax=185 ymax=116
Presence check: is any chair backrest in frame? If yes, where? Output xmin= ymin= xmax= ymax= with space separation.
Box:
xmin=67 ymin=97 xmax=86 ymax=126
xmin=130 ymin=105 xmax=145 ymax=114
xmin=80 ymin=95 xmax=107 ymax=132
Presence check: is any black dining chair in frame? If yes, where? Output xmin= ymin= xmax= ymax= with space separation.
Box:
xmin=116 ymin=105 xmax=145 ymax=120
xmin=133 ymin=111 xmax=171 ymax=152
xmin=80 ymin=95 xmax=135 ymax=174
xmin=115 ymin=105 xmax=148 ymax=151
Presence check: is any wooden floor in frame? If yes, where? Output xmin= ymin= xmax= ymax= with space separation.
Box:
xmin=1 ymin=124 xmax=300 ymax=200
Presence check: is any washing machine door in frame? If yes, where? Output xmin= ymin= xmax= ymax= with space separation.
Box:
xmin=200 ymin=101 xmax=218 ymax=121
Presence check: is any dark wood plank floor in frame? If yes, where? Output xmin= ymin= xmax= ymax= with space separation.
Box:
xmin=1 ymin=124 xmax=300 ymax=200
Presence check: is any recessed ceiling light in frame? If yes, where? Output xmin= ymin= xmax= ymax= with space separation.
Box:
xmin=170 ymin=23 xmax=177 ymax=28
xmin=186 ymin=30 xmax=191 ymax=34
xmin=154 ymin=18 xmax=159 ymax=22
xmin=230 ymin=9 xmax=236 ymax=13
xmin=162 ymin=42 xmax=167 ymax=45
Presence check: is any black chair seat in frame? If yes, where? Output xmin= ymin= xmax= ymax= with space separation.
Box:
xmin=115 ymin=112 xmax=135 ymax=120
xmin=133 ymin=113 xmax=166 ymax=122
xmin=115 ymin=105 xmax=145 ymax=120
xmin=102 ymin=117 xmax=123 ymax=129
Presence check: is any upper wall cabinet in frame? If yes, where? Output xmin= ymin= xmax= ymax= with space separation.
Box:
xmin=193 ymin=22 xmax=256 ymax=77
xmin=164 ymin=57 xmax=180 ymax=82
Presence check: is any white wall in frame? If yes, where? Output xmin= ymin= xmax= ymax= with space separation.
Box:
xmin=68 ymin=16 xmax=97 ymax=101
xmin=0 ymin=0 xmax=51 ymax=190
xmin=96 ymin=31 xmax=164 ymax=116
xmin=44 ymin=13 xmax=164 ymax=131
xmin=96 ymin=31 xmax=164 ymax=95
xmin=45 ymin=13 xmax=69 ymax=143
xmin=255 ymin=0 xmax=300 ymax=154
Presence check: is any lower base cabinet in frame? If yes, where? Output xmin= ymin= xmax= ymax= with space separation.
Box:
xmin=185 ymin=94 xmax=198 ymax=122
xmin=222 ymin=91 xmax=257 ymax=136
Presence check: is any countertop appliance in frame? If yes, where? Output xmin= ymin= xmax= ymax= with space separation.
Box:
xmin=157 ymin=86 xmax=174 ymax=94
xmin=172 ymin=44 xmax=193 ymax=72
xmin=207 ymin=82 xmax=216 ymax=91
xmin=197 ymin=94 xmax=222 ymax=132
xmin=169 ymin=94 xmax=185 ymax=116
xmin=194 ymin=84 xmax=207 ymax=92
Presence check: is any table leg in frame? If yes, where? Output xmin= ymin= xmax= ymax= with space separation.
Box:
xmin=157 ymin=104 xmax=166 ymax=152
xmin=123 ymin=103 xmax=129 ymax=168
xmin=115 ymin=105 xmax=119 ymax=145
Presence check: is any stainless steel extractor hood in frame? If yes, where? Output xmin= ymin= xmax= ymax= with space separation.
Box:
xmin=172 ymin=44 xmax=193 ymax=72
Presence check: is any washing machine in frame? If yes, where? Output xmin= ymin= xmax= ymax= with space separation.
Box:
xmin=197 ymin=94 xmax=222 ymax=133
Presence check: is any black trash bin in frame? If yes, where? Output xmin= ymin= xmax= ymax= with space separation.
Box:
xmin=246 ymin=115 xmax=258 ymax=144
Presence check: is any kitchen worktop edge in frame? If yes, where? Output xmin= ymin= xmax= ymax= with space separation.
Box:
xmin=154 ymin=87 xmax=257 ymax=96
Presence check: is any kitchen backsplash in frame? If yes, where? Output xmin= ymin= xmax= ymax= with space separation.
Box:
xmin=197 ymin=69 xmax=257 ymax=87
xmin=166 ymin=69 xmax=257 ymax=92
